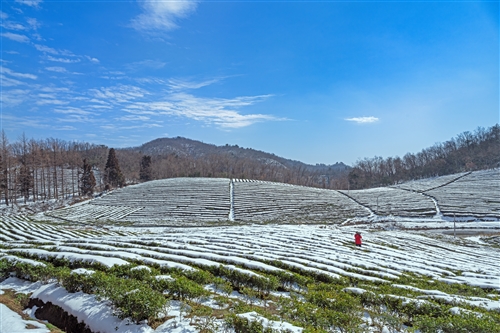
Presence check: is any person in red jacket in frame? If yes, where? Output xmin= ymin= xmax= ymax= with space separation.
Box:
xmin=354 ymin=232 xmax=362 ymax=247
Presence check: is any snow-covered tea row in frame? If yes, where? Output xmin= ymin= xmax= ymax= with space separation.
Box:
xmin=2 ymin=223 xmax=499 ymax=293
xmin=46 ymin=177 xmax=230 ymax=223
xmin=0 ymin=219 xmax=134 ymax=242
xmin=36 ymin=169 xmax=500 ymax=224
xmin=391 ymin=172 xmax=470 ymax=192
xmin=425 ymin=169 xmax=500 ymax=219
xmin=340 ymin=187 xmax=437 ymax=217
xmin=232 ymin=180 xmax=368 ymax=222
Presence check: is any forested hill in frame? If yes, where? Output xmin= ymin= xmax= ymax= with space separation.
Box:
xmin=133 ymin=137 xmax=348 ymax=173
xmin=348 ymin=124 xmax=500 ymax=189
xmin=0 ymin=125 xmax=498 ymax=207
xmin=125 ymin=137 xmax=350 ymax=188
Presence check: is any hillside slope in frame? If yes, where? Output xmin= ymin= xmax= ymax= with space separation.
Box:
xmin=131 ymin=136 xmax=350 ymax=173
xmin=33 ymin=169 xmax=500 ymax=226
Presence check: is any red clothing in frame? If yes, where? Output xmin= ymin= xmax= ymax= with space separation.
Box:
xmin=354 ymin=233 xmax=362 ymax=245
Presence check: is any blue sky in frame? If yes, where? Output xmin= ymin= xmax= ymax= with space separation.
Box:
xmin=1 ymin=0 xmax=498 ymax=166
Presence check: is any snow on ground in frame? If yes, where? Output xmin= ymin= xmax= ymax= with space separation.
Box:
xmin=19 ymin=169 xmax=499 ymax=225
xmin=1 ymin=221 xmax=500 ymax=332
xmin=0 ymin=303 xmax=50 ymax=333
xmin=1 ymin=170 xmax=499 ymax=332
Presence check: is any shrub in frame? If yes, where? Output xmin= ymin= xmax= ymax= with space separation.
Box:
xmin=166 ymin=276 xmax=209 ymax=301
xmin=184 ymin=269 xmax=214 ymax=285
xmin=412 ymin=312 xmax=500 ymax=333
xmin=113 ymin=285 xmax=167 ymax=323
xmin=61 ymin=269 xmax=97 ymax=294
xmin=224 ymin=314 xmax=283 ymax=333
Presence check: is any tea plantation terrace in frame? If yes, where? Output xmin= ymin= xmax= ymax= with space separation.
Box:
xmin=41 ymin=169 xmax=500 ymax=224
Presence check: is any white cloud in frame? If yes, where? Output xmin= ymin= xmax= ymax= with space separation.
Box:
xmin=116 ymin=115 xmax=151 ymax=121
xmin=0 ymin=74 xmax=23 ymax=87
xmin=36 ymin=99 xmax=69 ymax=106
xmin=0 ymin=12 xmax=8 ymax=20
xmin=34 ymin=44 xmax=59 ymax=54
xmin=345 ymin=116 xmax=379 ymax=124
xmin=55 ymin=125 xmax=77 ymax=130
xmin=168 ymin=78 xmax=221 ymax=91
xmin=1 ymin=32 xmax=30 ymax=43
xmin=39 ymin=86 xmax=70 ymax=93
xmin=45 ymin=66 xmax=67 ymax=73
xmin=56 ymin=115 xmax=93 ymax=123
xmin=90 ymin=85 xmax=148 ymax=104
xmin=1 ymin=66 xmax=37 ymax=80
xmin=130 ymin=0 xmax=198 ymax=32
xmin=85 ymin=55 xmax=99 ymax=63
xmin=125 ymin=92 xmax=280 ymax=128
xmin=1 ymin=21 xmax=27 ymax=30
xmin=47 ymin=55 xmax=81 ymax=63
xmin=0 ymin=89 xmax=29 ymax=106
xmin=26 ymin=18 xmax=40 ymax=30
xmin=15 ymin=0 xmax=42 ymax=7
xmin=54 ymin=107 xmax=93 ymax=116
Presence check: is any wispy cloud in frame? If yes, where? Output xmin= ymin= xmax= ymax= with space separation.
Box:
xmin=35 ymin=44 xmax=98 ymax=64
xmin=36 ymin=97 xmax=69 ymax=106
xmin=2 ymin=114 xmax=51 ymax=130
xmin=0 ymin=89 xmax=29 ymax=106
xmin=1 ymin=32 xmax=30 ymax=43
xmin=0 ymin=75 xmax=23 ymax=87
xmin=345 ymin=116 xmax=379 ymax=124
xmin=1 ymin=66 xmax=37 ymax=80
xmin=126 ymin=92 xmax=280 ymax=128
xmin=90 ymin=85 xmax=148 ymax=104
xmin=1 ymin=21 xmax=27 ymax=30
xmin=26 ymin=18 xmax=40 ymax=30
xmin=45 ymin=66 xmax=67 ymax=73
xmin=54 ymin=107 xmax=94 ymax=116
xmin=85 ymin=55 xmax=99 ymax=63
xmin=168 ymin=77 xmax=222 ymax=91
xmin=116 ymin=115 xmax=152 ymax=121
xmin=130 ymin=0 xmax=198 ymax=32
xmin=34 ymin=44 xmax=59 ymax=54
xmin=53 ymin=125 xmax=77 ymax=130
xmin=47 ymin=55 xmax=81 ymax=63
xmin=15 ymin=0 xmax=43 ymax=7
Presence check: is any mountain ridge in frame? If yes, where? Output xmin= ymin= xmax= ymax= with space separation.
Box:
xmin=129 ymin=136 xmax=350 ymax=173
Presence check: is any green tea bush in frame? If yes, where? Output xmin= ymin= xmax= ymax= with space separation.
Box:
xmin=61 ymin=269 xmax=98 ymax=293
xmin=112 ymin=284 xmax=167 ymax=323
xmin=213 ymin=277 xmax=233 ymax=296
xmin=278 ymin=292 xmax=365 ymax=333
xmin=0 ymin=258 xmax=12 ymax=279
xmin=165 ymin=275 xmax=210 ymax=301
xmin=224 ymin=314 xmax=284 ymax=333
xmin=184 ymin=269 xmax=214 ymax=285
xmin=190 ymin=304 xmax=221 ymax=332
xmin=412 ymin=312 xmax=500 ymax=333
xmin=10 ymin=262 xmax=55 ymax=283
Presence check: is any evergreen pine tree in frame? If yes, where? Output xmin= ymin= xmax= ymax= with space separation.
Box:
xmin=19 ymin=162 xmax=33 ymax=203
xmin=139 ymin=155 xmax=153 ymax=182
xmin=80 ymin=159 xmax=96 ymax=196
xmin=104 ymin=148 xmax=125 ymax=188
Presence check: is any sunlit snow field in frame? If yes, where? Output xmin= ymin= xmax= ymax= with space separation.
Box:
xmin=1 ymin=169 xmax=499 ymax=333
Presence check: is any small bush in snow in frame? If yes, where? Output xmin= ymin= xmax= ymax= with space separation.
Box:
xmin=412 ymin=312 xmax=500 ymax=333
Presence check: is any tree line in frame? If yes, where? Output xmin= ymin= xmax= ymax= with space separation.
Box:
xmin=0 ymin=132 xmax=127 ymax=206
xmin=0 ymin=132 xmax=348 ymax=206
xmin=1 ymin=124 xmax=497 ymax=205
xmin=348 ymin=124 xmax=500 ymax=189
